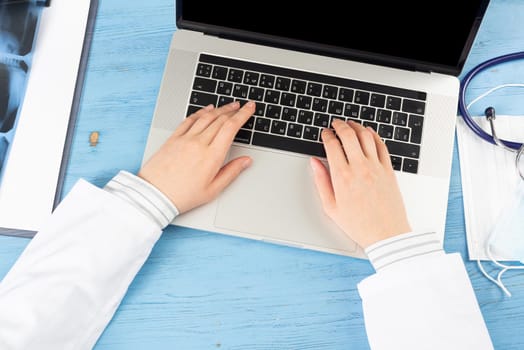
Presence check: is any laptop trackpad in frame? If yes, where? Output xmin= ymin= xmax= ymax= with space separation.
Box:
xmin=214 ymin=146 xmax=357 ymax=254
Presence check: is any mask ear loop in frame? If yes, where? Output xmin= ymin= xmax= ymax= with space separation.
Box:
xmin=517 ymin=145 xmax=524 ymax=180
xmin=476 ymin=182 xmax=524 ymax=297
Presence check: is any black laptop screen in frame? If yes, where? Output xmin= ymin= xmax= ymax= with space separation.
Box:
xmin=178 ymin=0 xmax=488 ymax=74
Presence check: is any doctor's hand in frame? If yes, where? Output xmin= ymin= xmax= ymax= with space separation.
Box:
xmin=138 ymin=101 xmax=255 ymax=214
xmin=311 ymin=120 xmax=411 ymax=249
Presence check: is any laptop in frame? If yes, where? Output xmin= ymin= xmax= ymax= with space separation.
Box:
xmin=142 ymin=0 xmax=490 ymax=258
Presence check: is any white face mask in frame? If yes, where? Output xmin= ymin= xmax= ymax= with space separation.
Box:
xmin=478 ymin=180 xmax=524 ymax=296
xmin=490 ymin=180 xmax=524 ymax=263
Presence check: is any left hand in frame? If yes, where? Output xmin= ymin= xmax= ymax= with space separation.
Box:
xmin=138 ymin=101 xmax=255 ymax=213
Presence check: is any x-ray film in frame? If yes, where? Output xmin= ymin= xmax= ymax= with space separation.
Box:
xmin=0 ymin=1 xmax=43 ymax=183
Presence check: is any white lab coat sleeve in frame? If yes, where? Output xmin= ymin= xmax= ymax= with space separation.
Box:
xmin=0 ymin=171 xmax=178 ymax=350
xmin=359 ymin=232 xmax=494 ymax=350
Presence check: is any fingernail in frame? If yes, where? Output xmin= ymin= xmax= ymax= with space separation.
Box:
xmin=242 ymin=157 xmax=252 ymax=169
xmin=230 ymin=101 xmax=240 ymax=108
xmin=204 ymin=104 xmax=214 ymax=110
xmin=246 ymin=101 xmax=255 ymax=108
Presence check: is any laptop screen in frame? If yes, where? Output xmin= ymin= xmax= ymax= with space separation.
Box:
xmin=178 ymin=0 xmax=489 ymax=75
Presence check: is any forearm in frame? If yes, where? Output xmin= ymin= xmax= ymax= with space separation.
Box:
xmin=0 ymin=171 xmax=177 ymax=350
xmin=359 ymin=232 xmax=493 ymax=350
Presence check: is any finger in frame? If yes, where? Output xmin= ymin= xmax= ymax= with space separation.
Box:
xmin=173 ymin=104 xmax=214 ymax=136
xmin=189 ymin=101 xmax=240 ymax=135
xmin=331 ymin=119 xmax=365 ymax=164
xmin=370 ymin=128 xmax=393 ymax=168
xmin=200 ymin=110 xmax=238 ymax=144
xmin=208 ymin=156 xmax=253 ymax=197
xmin=349 ymin=122 xmax=379 ymax=161
xmin=321 ymin=127 xmax=348 ymax=169
xmin=211 ymin=101 xmax=256 ymax=148
xmin=310 ymin=157 xmax=336 ymax=215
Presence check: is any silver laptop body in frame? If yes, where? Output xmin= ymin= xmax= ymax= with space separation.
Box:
xmin=142 ymin=1 xmax=489 ymax=257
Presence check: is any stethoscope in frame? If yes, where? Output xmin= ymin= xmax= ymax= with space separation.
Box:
xmin=458 ymin=51 xmax=524 ymax=180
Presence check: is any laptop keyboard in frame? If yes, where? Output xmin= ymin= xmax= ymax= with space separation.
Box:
xmin=187 ymin=54 xmax=427 ymax=174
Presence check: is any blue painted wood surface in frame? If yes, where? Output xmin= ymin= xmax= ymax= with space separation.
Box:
xmin=1 ymin=0 xmax=524 ymax=348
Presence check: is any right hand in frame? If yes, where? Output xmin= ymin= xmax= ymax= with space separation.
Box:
xmin=138 ymin=101 xmax=255 ymax=214
xmin=311 ymin=119 xmax=411 ymax=249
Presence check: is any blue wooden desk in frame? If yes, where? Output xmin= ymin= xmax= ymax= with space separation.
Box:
xmin=1 ymin=0 xmax=524 ymax=348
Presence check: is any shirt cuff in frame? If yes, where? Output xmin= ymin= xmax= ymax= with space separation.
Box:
xmin=364 ymin=231 xmax=443 ymax=271
xmin=103 ymin=171 xmax=179 ymax=229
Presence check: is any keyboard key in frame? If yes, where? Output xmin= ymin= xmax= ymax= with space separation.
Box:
xmin=344 ymin=103 xmax=360 ymax=118
xmin=196 ymin=63 xmax=212 ymax=77
xmin=254 ymin=102 xmax=266 ymax=116
xmin=280 ymin=92 xmax=297 ymax=107
xmin=323 ymin=85 xmax=338 ymax=99
xmin=339 ymin=88 xmax=354 ymax=102
xmin=271 ymin=120 xmax=287 ymax=135
xmin=328 ymin=101 xmax=344 ymax=115
xmin=265 ymin=104 xmax=282 ymax=119
xmin=243 ymin=71 xmax=260 ymax=85
xmin=275 ymin=77 xmax=291 ymax=91
xmin=297 ymin=95 xmax=312 ymax=109
xmin=264 ymin=90 xmax=281 ymax=104
xmin=363 ymin=121 xmax=378 ymax=131
xmin=303 ymin=126 xmax=320 ymax=141
xmin=390 ymin=156 xmax=402 ymax=171
xmin=386 ymin=140 xmax=420 ymax=158
xmin=190 ymin=91 xmax=217 ymax=106
xmin=186 ymin=105 xmax=201 ymax=116
xmin=282 ymin=107 xmax=298 ymax=122
xmin=298 ymin=110 xmax=314 ymax=124
xmin=259 ymin=74 xmax=275 ymax=88
xmin=212 ymin=66 xmax=228 ymax=80
xmin=402 ymin=158 xmax=419 ymax=173
xmin=287 ymin=123 xmax=303 ymax=138
xmin=217 ymin=81 xmax=233 ymax=95
xmin=314 ymin=113 xmax=330 ymax=127
xmin=235 ymin=99 xmax=248 ymax=107
xmin=233 ymin=84 xmax=249 ymax=99
xmin=402 ymin=99 xmax=425 ymax=115
xmin=249 ymin=87 xmax=265 ymax=101
xmin=312 ymin=98 xmax=328 ymax=113
xmin=408 ymin=114 xmax=424 ymax=144
xmin=378 ymin=124 xmax=394 ymax=139
xmin=234 ymin=129 xmax=252 ymax=144
xmin=252 ymin=132 xmax=325 ymax=157
xmin=307 ymin=82 xmax=322 ymax=97
xmin=392 ymin=112 xmax=408 ymax=126
xmin=242 ymin=116 xmax=255 ymax=130
xmin=218 ymin=96 xmax=234 ymax=107
xmin=330 ymin=115 xmax=346 ymax=128
xmin=370 ymin=93 xmax=386 ymax=108
xmin=193 ymin=77 xmax=217 ymax=93
xmin=255 ymin=117 xmax=271 ymax=132
xmin=360 ymin=106 xmax=376 ymax=120
xmin=394 ymin=126 xmax=410 ymax=142
xmin=228 ymin=69 xmax=244 ymax=83
xmin=386 ymin=96 xmax=401 ymax=110
xmin=354 ymin=91 xmax=370 ymax=105
xmin=376 ymin=109 xmax=392 ymax=123
xmin=291 ymin=80 xmax=307 ymax=94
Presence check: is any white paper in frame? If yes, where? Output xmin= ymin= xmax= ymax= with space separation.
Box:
xmin=0 ymin=0 xmax=91 ymax=232
xmin=456 ymin=115 xmax=524 ymax=260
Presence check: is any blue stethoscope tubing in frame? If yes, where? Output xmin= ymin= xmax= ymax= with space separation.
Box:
xmin=458 ymin=51 xmax=524 ymax=150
